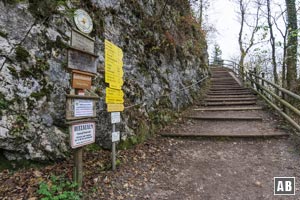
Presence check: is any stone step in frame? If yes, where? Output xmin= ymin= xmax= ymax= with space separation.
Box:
xmin=201 ymin=101 xmax=257 ymax=106
xmin=204 ymin=97 xmax=257 ymax=102
xmin=194 ymin=106 xmax=263 ymax=111
xmin=160 ymin=121 xmax=288 ymax=137
xmin=211 ymin=76 xmax=231 ymax=78
xmin=207 ymin=92 xmax=253 ymax=95
xmin=185 ymin=116 xmax=262 ymax=121
xmin=211 ymin=78 xmax=236 ymax=81
xmin=209 ymin=88 xmax=250 ymax=91
xmin=212 ymin=84 xmax=240 ymax=86
xmin=210 ymin=87 xmax=244 ymax=90
xmin=205 ymin=95 xmax=256 ymax=98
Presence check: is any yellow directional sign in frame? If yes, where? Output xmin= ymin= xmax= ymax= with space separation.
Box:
xmin=105 ymin=40 xmax=125 ymax=109
xmin=107 ymin=104 xmax=124 ymax=112
xmin=106 ymin=87 xmax=124 ymax=104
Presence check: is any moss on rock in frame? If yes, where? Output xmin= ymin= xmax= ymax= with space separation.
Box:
xmin=15 ymin=46 xmax=30 ymax=63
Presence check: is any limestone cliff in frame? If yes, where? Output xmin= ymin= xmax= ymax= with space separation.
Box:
xmin=0 ymin=0 xmax=208 ymax=161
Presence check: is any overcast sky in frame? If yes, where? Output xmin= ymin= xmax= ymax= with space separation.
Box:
xmin=206 ymin=0 xmax=241 ymax=60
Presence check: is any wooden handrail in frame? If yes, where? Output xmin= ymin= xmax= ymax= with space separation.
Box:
xmin=213 ymin=60 xmax=300 ymax=134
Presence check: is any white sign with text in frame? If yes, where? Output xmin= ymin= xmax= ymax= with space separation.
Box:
xmin=111 ymin=112 xmax=121 ymax=124
xmin=70 ymin=122 xmax=95 ymax=148
xmin=112 ymin=131 xmax=120 ymax=142
xmin=74 ymin=99 xmax=94 ymax=117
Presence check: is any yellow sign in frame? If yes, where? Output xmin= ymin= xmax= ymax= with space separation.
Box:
xmin=105 ymin=39 xmax=124 ymax=88
xmin=107 ymin=104 xmax=124 ymax=112
xmin=106 ymin=87 xmax=124 ymax=104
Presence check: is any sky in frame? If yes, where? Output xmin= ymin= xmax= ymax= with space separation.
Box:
xmin=206 ymin=0 xmax=241 ymax=60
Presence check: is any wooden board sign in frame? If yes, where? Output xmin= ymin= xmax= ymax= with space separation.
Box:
xmin=72 ymin=71 xmax=92 ymax=89
xmin=71 ymin=29 xmax=95 ymax=54
xmin=70 ymin=121 xmax=95 ymax=148
xmin=107 ymin=104 xmax=124 ymax=112
xmin=66 ymin=96 xmax=97 ymax=120
xmin=68 ymin=47 xmax=97 ymax=74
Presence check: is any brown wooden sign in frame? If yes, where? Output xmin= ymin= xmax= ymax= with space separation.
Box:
xmin=68 ymin=47 xmax=97 ymax=74
xmin=72 ymin=70 xmax=92 ymax=89
xmin=71 ymin=29 xmax=95 ymax=54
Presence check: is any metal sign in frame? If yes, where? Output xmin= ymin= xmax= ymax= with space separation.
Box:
xmin=71 ymin=29 xmax=95 ymax=54
xmin=74 ymin=9 xmax=93 ymax=34
xmin=105 ymin=87 xmax=124 ymax=104
xmin=105 ymin=71 xmax=123 ymax=89
xmin=66 ymin=95 xmax=98 ymax=120
xmin=70 ymin=122 xmax=95 ymax=148
xmin=107 ymin=104 xmax=124 ymax=112
xmin=72 ymin=71 xmax=92 ymax=89
xmin=111 ymin=112 xmax=121 ymax=123
xmin=112 ymin=131 xmax=120 ymax=142
xmin=74 ymin=99 xmax=94 ymax=117
xmin=104 ymin=39 xmax=124 ymax=89
xmin=68 ymin=48 xmax=97 ymax=74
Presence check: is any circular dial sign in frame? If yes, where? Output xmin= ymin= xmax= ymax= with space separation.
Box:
xmin=74 ymin=9 xmax=93 ymax=34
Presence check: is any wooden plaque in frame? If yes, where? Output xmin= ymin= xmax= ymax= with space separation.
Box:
xmin=71 ymin=29 xmax=95 ymax=54
xmin=68 ymin=47 xmax=97 ymax=74
xmin=72 ymin=71 xmax=92 ymax=89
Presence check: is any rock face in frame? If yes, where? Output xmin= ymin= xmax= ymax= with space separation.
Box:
xmin=0 ymin=0 xmax=208 ymax=161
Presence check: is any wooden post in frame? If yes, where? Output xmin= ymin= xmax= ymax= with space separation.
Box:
xmin=74 ymin=147 xmax=83 ymax=188
xmin=112 ymin=123 xmax=116 ymax=171
xmin=254 ymin=67 xmax=259 ymax=91
xmin=250 ymin=71 xmax=255 ymax=89
xmin=73 ymin=88 xmax=84 ymax=188
xmin=261 ymin=72 xmax=265 ymax=95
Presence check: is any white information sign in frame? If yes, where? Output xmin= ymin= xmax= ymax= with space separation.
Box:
xmin=111 ymin=112 xmax=121 ymax=124
xmin=70 ymin=122 xmax=95 ymax=148
xmin=74 ymin=99 xmax=93 ymax=117
xmin=112 ymin=131 xmax=120 ymax=142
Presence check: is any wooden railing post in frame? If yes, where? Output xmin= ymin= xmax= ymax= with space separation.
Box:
xmin=254 ymin=67 xmax=259 ymax=91
xmin=249 ymin=71 xmax=254 ymax=88
xmin=261 ymin=72 xmax=265 ymax=95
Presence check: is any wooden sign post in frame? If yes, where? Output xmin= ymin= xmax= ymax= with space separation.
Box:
xmin=104 ymin=39 xmax=124 ymax=170
xmin=66 ymin=10 xmax=98 ymax=188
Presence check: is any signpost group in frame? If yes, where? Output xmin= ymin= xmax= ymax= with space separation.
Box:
xmin=66 ymin=9 xmax=98 ymax=188
xmin=104 ymin=39 xmax=124 ymax=171
xmin=65 ymin=8 xmax=125 ymax=188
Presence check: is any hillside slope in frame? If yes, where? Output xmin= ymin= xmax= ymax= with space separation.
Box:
xmin=0 ymin=0 xmax=208 ymax=160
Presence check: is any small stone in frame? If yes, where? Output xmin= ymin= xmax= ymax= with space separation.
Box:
xmin=255 ymin=181 xmax=262 ymax=186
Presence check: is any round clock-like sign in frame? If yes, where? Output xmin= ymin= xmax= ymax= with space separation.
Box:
xmin=74 ymin=9 xmax=93 ymax=34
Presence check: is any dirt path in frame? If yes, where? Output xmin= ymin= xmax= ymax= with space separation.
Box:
xmin=132 ymin=136 xmax=300 ymax=200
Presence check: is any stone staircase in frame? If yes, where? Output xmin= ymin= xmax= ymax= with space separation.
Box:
xmin=161 ymin=67 xmax=289 ymax=137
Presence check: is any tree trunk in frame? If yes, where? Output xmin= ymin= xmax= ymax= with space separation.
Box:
xmin=267 ymin=0 xmax=278 ymax=85
xmin=199 ymin=0 xmax=203 ymax=28
xmin=285 ymin=0 xmax=298 ymax=91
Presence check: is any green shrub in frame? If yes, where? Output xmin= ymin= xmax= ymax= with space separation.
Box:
xmin=37 ymin=175 xmax=82 ymax=200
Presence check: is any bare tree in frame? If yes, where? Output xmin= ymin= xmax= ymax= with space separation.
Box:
xmin=272 ymin=3 xmax=288 ymax=88
xmin=266 ymin=0 xmax=279 ymax=84
xmin=237 ymin=0 xmax=262 ymax=78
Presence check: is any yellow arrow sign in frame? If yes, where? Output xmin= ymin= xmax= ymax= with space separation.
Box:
xmin=106 ymin=87 xmax=124 ymax=104
xmin=105 ymin=39 xmax=124 ymax=87
xmin=107 ymin=104 xmax=124 ymax=112
xmin=105 ymin=71 xmax=123 ymax=86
